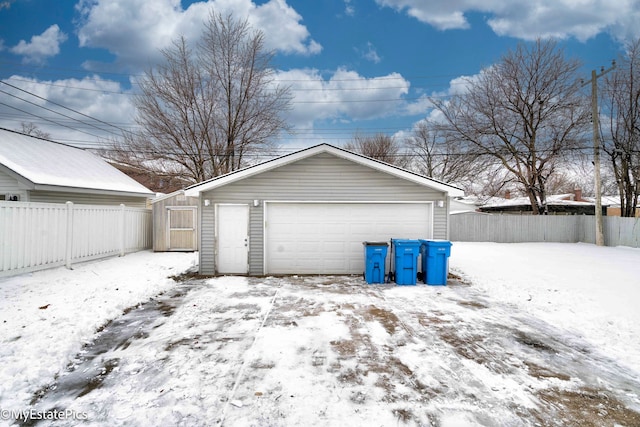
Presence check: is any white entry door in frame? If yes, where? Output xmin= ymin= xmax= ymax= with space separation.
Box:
xmin=216 ymin=204 xmax=249 ymax=274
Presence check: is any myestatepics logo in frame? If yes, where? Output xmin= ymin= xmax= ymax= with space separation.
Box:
xmin=0 ymin=408 xmax=89 ymax=421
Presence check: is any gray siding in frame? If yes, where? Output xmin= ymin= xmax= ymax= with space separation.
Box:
xmin=0 ymin=169 xmax=27 ymax=201
xmin=200 ymin=152 xmax=448 ymax=275
xmin=200 ymin=200 xmax=216 ymax=275
xmin=248 ymin=204 xmax=264 ymax=275
xmin=28 ymin=191 xmax=149 ymax=208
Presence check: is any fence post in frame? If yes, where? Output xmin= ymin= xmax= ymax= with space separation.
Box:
xmin=65 ymin=201 xmax=74 ymax=269
xmin=119 ymin=204 xmax=126 ymax=257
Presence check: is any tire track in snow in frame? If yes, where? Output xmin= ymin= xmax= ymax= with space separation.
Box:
xmin=216 ymin=279 xmax=282 ymax=426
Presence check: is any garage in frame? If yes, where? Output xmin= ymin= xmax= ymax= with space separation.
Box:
xmin=265 ymin=202 xmax=432 ymax=274
xmin=185 ymin=144 xmax=464 ymax=276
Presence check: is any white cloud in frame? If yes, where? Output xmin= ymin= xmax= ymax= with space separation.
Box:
xmin=0 ymin=75 xmax=136 ymax=144
xmin=344 ymin=0 xmax=355 ymax=16
xmin=248 ymin=0 xmax=322 ymax=55
xmin=360 ymin=42 xmax=382 ymax=64
xmin=10 ymin=25 xmax=68 ymax=64
xmin=275 ymin=68 xmax=410 ymax=129
xmin=403 ymin=95 xmax=433 ymax=116
xmin=75 ymin=0 xmax=321 ymax=70
xmin=374 ymin=0 xmax=640 ymax=41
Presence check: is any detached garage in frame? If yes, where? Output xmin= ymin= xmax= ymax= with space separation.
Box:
xmin=185 ymin=144 xmax=463 ymax=276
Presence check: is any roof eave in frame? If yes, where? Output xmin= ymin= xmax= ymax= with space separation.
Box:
xmin=32 ymin=183 xmax=154 ymax=199
xmin=185 ymin=144 xmax=465 ymax=198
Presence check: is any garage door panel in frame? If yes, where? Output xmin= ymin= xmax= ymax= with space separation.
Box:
xmin=266 ymin=202 xmax=432 ymax=274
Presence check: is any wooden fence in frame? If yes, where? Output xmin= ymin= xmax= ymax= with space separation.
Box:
xmin=0 ymin=201 xmax=152 ymax=277
xmin=450 ymin=213 xmax=640 ymax=248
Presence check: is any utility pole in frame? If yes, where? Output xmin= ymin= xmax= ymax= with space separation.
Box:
xmin=583 ymin=62 xmax=615 ymax=246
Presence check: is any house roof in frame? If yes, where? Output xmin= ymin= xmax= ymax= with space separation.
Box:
xmin=0 ymin=128 xmax=153 ymax=197
xmin=184 ymin=144 xmax=465 ymax=197
xmin=481 ymin=194 xmax=609 ymax=209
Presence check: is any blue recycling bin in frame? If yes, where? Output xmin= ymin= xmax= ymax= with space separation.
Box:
xmin=363 ymin=242 xmax=388 ymax=284
xmin=391 ymin=239 xmax=421 ymax=285
xmin=419 ymin=240 xmax=452 ymax=286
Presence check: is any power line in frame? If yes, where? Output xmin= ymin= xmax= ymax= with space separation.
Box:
xmin=0 ymin=88 xmax=122 ymax=138
xmin=0 ymin=80 xmax=134 ymax=137
xmin=0 ymin=59 xmax=468 ymax=83
xmin=0 ymin=102 xmax=107 ymax=141
xmin=4 ymin=75 xmax=463 ymax=98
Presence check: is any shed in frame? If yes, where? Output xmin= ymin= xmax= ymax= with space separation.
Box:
xmin=152 ymin=190 xmax=199 ymax=251
xmin=185 ymin=144 xmax=464 ymax=276
xmin=0 ymin=128 xmax=153 ymax=207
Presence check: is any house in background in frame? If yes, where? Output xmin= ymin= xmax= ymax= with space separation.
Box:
xmin=185 ymin=144 xmax=464 ymax=276
xmin=111 ymin=162 xmax=191 ymax=194
xmin=603 ymin=195 xmax=640 ymax=217
xmin=450 ymin=196 xmax=481 ymax=214
xmin=0 ymin=128 xmax=153 ymax=207
xmin=478 ymin=189 xmax=608 ymax=216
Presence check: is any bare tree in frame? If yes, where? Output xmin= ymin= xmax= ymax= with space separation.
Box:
xmin=109 ymin=12 xmax=291 ymax=184
xmin=19 ymin=122 xmax=51 ymax=139
xmin=432 ymin=39 xmax=590 ymax=214
xmin=344 ymin=132 xmax=409 ymax=167
xmin=602 ymin=38 xmax=640 ymax=217
xmin=404 ymin=120 xmax=488 ymax=191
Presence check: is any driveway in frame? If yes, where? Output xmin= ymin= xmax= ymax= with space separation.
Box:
xmin=29 ymin=275 xmax=640 ymax=426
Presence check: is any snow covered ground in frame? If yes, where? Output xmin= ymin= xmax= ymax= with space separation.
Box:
xmin=0 ymin=243 xmax=638 ymax=426
xmin=0 ymin=251 xmax=197 ymax=422
xmin=450 ymin=242 xmax=640 ymax=376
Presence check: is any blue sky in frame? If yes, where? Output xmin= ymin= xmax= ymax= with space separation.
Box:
xmin=0 ymin=0 xmax=635 ymax=152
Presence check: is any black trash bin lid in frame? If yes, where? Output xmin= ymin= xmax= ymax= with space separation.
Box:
xmin=363 ymin=241 xmax=389 ymax=246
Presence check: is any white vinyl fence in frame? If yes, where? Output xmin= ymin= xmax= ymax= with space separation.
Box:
xmin=0 ymin=201 xmax=152 ymax=277
xmin=450 ymin=213 xmax=640 ymax=248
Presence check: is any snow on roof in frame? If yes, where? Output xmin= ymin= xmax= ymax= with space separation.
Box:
xmin=481 ymin=194 xmax=602 ymax=208
xmin=0 ymin=129 xmax=153 ymax=196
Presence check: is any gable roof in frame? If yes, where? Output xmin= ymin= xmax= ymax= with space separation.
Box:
xmin=0 ymin=128 xmax=153 ymax=197
xmin=185 ymin=143 xmax=464 ymax=197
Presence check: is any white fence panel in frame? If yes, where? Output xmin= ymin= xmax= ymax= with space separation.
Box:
xmin=71 ymin=204 xmax=122 ymax=262
xmin=124 ymin=208 xmax=153 ymax=252
xmin=451 ymin=214 xmax=640 ymax=248
xmin=0 ymin=201 xmax=152 ymax=277
xmin=1 ymin=202 xmax=68 ymax=273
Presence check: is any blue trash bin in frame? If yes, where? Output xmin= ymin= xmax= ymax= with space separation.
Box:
xmin=391 ymin=239 xmax=421 ymax=285
xmin=363 ymin=242 xmax=388 ymax=284
xmin=419 ymin=240 xmax=452 ymax=286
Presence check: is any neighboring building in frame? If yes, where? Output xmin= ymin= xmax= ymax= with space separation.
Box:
xmin=604 ymin=196 xmax=640 ymax=217
xmin=185 ymin=144 xmax=464 ymax=276
xmin=0 ymin=128 xmax=153 ymax=207
xmin=450 ymin=196 xmax=481 ymax=214
xmin=478 ymin=189 xmax=608 ymax=216
xmin=111 ymin=162 xmax=191 ymax=194
xmin=152 ymin=190 xmax=199 ymax=252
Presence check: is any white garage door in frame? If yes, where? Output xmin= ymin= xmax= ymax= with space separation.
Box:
xmin=265 ymin=202 xmax=432 ymax=274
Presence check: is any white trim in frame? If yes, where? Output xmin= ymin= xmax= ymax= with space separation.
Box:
xmin=263 ymin=200 xmax=434 ymax=274
xmin=29 ymin=183 xmax=153 ymax=198
xmin=185 ymin=144 xmax=464 ymax=198
xmin=152 ymin=189 xmax=184 ymax=204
